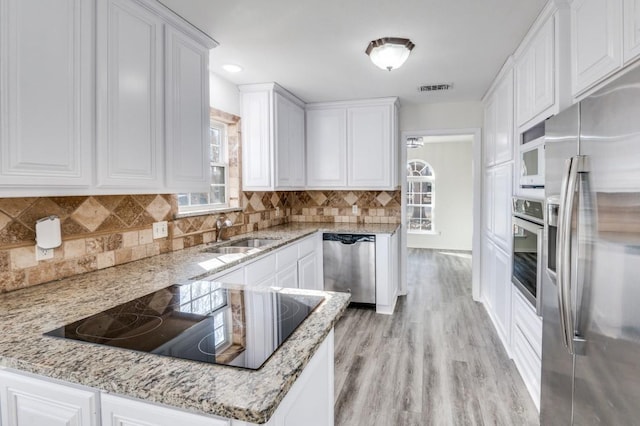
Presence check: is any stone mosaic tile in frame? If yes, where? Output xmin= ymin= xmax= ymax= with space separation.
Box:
xmin=0 ymin=221 xmax=35 ymax=245
xmin=17 ymin=198 xmax=65 ymax=231
xmin=113 ymin=196 xmax=144 ymax=226
xmin=72 ymin=198 xmax=110 ymax=232
xmin=146 ymin=195 xmax=172 ymax=221
xmin=0 ymin=198 xmax=36 ymax=217
xmin=50 ymin=197 xmax=88 ymax=215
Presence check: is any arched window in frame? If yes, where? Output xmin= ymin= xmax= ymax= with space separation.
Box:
xmin=407 ymin=160 xmax=435 ymax=233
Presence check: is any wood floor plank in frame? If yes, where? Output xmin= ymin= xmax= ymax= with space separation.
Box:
xmin=333 ymin=248 xmax=539 ymax=426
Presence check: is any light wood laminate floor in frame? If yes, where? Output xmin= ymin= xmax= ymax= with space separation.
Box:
xmin=333 ymin=248 xmax=539 ymax=426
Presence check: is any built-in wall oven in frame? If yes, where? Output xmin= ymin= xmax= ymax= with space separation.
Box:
xmin=512 ymin=197 xmax=544 ymax=316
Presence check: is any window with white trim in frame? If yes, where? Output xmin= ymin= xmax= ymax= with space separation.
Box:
xmin=178 ymin=120 xmax=228 ymax=212
xmin=407 ymin=160 xmax=435 ymax=233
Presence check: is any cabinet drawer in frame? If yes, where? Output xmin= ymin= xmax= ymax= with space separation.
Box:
xmin=512 ymin=323 xmax=541 ymax=407
xmin=276 ymin=244 xmax=298 ymax=270
xmin=512 ymin=287 xmax=542 ymax=359
xmin=298 ymin=235 xmax=316 ymax=258
xmin=245 ymin=254 xmax=276 ymax=285
xmin=212 ymin=267 xmax=244 ymax=285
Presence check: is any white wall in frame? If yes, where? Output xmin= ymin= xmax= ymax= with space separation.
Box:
xmin=400 ymin=101 xmax=483 ymax=131
xmin=407 ymin=139 xmax=473 ymax=250
xmin=210 ymin=72 xmax=240 ymax=115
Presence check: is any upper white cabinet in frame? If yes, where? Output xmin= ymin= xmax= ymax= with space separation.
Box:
xmin=305 ymin=108 xmax=348 ymax=188
xmin=96 ymin=0 xmax=163 ymax=189
xmin=0 ymin=370 xmax=99 ymax=426
xmin=571 ymin=0 xmax=623 ymax=96
xmin=306 ymin=98 xmax=399 ymax=190
xmin=623 ymin=0 xmax=640 ymax=62
xmin=0 ymin=0 xmax=93 ymax=191
xmin=515 ymin=11 xmax=557 ymax=128
xmin=164 ymin=24 xmax=212 ymax=192
xmin=483 ymin=69 xmax=513 ymax=167
xmin=239 ymin=83 xmax=306 ymax=191
xmin=0 ymin=0 xmax=216 ymax=197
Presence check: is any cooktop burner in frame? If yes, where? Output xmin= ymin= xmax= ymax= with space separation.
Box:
xmin=45 ymin=282 xmax=324 ymax=370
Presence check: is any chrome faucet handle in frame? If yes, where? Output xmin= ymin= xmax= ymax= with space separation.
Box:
xmin=215 ymin=217 xmax=233 ymax=241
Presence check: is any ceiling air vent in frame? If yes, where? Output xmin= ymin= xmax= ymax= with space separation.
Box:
xmin=418 ymin=83 xmax=453 ymax=92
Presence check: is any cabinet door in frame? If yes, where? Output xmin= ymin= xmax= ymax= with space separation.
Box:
xmin=571 ymin=0 xmax=623 ymax=96
xmin=493 ymin=244 xmax=512 ymax=348
xmin=101 ymin=393 xmax=228 ymax=426
xmin=515 ymin=50 xmax=534 ymax=127
xmin=0 ymin=0 xmax=92 ymax=190
xmin=96 ymin=0 xmax=163 ymax=188
xmin=531 ymin=16 xmax=555 ymax=116
xmin=165 ymin=25 xmax=211 ymax=192
xmin=305 ymin=108 xmax=347 ymax=188
xmin=347 ymin=105 xmax=393 ymax=188
xmin=483 ymin=99 xmax=496 ymax=167
xmin=624 ymin=0 xmax=640 ymax=63
xmin=298 ymin=253 xmax=319 ymax=290
xmin=492 ymin=163 xmax=513 ymax=252
xmin=493 ymin=71 xmax=514 ymax=165
xmin=0 ymin=370 xmax=98 ymax=426
xmin=276 ymin=263 xmax=298 ymax=289
xmin=212 ymin=267 xmax=244 ymax=284
xmin=483 ymin=170 xmax=494 ymax=236
xmin=275 ymin=93 xmax=305 ymax=189
xmin=245 ymin=255 xmax=276 ymax=287
xmin=241 ymin=90 xmax=273 ymax=190
xmin=481 ymin=238 xmax=496 ymax=308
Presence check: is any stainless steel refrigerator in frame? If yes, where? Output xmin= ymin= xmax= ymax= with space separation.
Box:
xmin=541 ymin=65 xmax=640 ymax=425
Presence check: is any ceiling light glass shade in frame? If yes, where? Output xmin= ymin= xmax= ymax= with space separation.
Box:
xmin=406 ymin=137 xmax=424 ymax=148
xmin=366 ymin=38 xmax=415 ymax=71
xmin=222 ymin=64 xmax=243 ymax=73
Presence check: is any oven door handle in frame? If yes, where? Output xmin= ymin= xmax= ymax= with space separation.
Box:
xmin=535 ymin=227 xmax=543 ymax=316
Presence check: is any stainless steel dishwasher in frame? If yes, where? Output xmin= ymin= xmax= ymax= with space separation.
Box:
xmin=322 ymin=233 xmax=375 ymax=304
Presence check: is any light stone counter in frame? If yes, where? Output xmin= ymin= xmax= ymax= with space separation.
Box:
xmin=0 ymin=222 xmax=380 ymax=423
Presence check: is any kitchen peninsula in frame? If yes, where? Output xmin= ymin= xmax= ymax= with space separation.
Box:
xmin=0 ymin=224 xmax=356 ymax=426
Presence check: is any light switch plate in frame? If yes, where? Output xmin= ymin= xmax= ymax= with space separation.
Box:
xmin=276 ymin=207 xmax=280 ymax=217
xmin=352 ymin=205 xmax=358 ymax=214
xmin=152 ymin=221 xmax=168 ymax=239
xmin=35 ymin=245 xmax=54 ymax=261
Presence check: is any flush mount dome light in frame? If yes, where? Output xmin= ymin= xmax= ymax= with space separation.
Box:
xmin=222 ymin=64 xmax=243 ymax=73
xmin=406 ymin=136 xmax=424 ymax=148
xmin=365 ymin=37 xmax=415 ymax=71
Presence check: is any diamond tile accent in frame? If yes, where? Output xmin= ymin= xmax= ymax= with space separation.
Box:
xmin=71 ymin=198 xmax=111 ymax=232
xmin=271 ymin=193 xmax=280 ymax=208
xmin=17 ymin=198 xmax=65 ymax=231
xmin=249 ymin=193 xmax=265 ymax=212
xmin=113 ymin=196 xmax=144 ymax=226
xmin=376 ymin=191 xmax=393 ymax=207
xmin=343 ymin=192 xmax=358 ymax=205
xmin=0 ymin=198 xmax=36 ymax=217
xmin=146 ymin=195 xmax=172 ymax=221
xmin=0 ymin=212 xmax=11 ymax=231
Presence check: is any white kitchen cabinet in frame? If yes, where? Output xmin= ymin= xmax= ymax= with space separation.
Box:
xmin=276 ymin=263 xmax=299 ymax=289
xmin=305 ymin=107 xmax=348 ymax=188
xmin=213 ymin=266 xmax=244 ymax=284
xmin=0 ymin=370 xmax=99 ymax=426
xmin=298 ymin=252 xmax=320 ymax=291
xmin=101 ymin=393 xmax=228 ymax=426
xmin=483 ymin=70 xmax=513 ymax=167
xmin=244 ymin=254 xmax=277 ymax=287
xmin=571 ymin=0 xmax=623 ymax=96
xmin=624 ymin=0 xmax=640 ymax=62
xmin=481 ymin=238 xmax=496 ymax=311
xmin=483 ymin=169 xmax=494 ymax=237
xmin=347 ymin=105 xmax=394 ymax=188
xmin=275 ymin=92 xmax=306 ymax=189
xmin=492 ymin=244 xmax=512 ymax=350
xmin=515 ymin=13 xmax=556 ymax=127
xmin=491 ymin=163 xmax=513 ymax=252
xmin=375 ymin=232 xmax=399 ymax=315
xmin=164 ymin=24 xmax=212 ymax=192
xmin=96 ymin=0 xmax=163 ymax=189
xmin=239 ymin=83 xmax=305 ymax=191
xmin=0 ymin=0 xmax=93 ymax=193
xmin=306 ymin=98 xmax=399 ymax=190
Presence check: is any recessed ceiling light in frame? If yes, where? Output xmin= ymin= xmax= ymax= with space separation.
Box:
xmin=222 ymin=64 xmax=243 ymax=73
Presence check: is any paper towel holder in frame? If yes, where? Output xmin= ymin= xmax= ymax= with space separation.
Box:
xmin=35 ymin=215 xmax=62 ymax=250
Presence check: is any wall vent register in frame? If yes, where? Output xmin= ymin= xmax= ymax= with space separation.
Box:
xmin=45 ymin=282 xmax=323 ymax=370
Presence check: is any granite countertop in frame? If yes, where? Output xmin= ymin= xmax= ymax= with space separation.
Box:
xmin=0 ymin=222 xmax=374 ymax=424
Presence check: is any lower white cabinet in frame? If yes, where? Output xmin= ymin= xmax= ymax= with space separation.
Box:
xmin=298 ymin=252 xmax=319 ymax=290
xmin=481 ymin=238 xmax=512 ymax=354
xmin=101 ymin=393 xmax=228 ymax=426
xmin=0 ymin=370 xmax=99 ymax=426
xmin=276 ymin=263 xmax=299 ymax=289
xmin=375 ymin=232 xmax=399 ymax=315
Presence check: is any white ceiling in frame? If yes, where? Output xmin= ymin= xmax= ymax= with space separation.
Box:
xmin=158 ymin=0 xmax=547 ymax=105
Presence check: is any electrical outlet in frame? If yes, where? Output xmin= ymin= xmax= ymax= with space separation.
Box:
xmin=275 ymin=207 xmax=280 ymax=217
xmin=152 ymin=221 xmax=168 ymax=239
xmin=35 ymin=245 xmax=54 ymax=261
xmin=352 ymin=205 xmax=358 ymax=215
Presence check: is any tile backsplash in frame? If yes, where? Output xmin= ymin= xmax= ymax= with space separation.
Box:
xmin=0 ymin=189 xmax=399 ymax=293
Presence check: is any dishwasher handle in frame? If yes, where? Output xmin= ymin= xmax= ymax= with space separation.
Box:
xmin=322 ymin=233 xmax=375 ymax=244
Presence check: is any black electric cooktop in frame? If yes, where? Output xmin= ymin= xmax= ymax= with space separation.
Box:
xmin=45 ymin=282 xmax=324 ymax=370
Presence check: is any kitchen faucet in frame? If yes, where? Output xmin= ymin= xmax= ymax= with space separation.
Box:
xmin=215 ymin=217 xmax=233 ymax=242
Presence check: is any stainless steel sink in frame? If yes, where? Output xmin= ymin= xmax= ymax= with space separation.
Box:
xmin=227 ymin=238 xmax=279 ymax=248
xmin=204 ymin=246 xmax=255 ymax=255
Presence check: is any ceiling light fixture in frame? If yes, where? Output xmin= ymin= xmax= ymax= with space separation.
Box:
xmin=365 ymin=37 xmax=415 ymax=71
xmin=406 ymin=137 xmax=424 ymax=149
xmin=222 ymin=64 xmax=243 ymax=73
